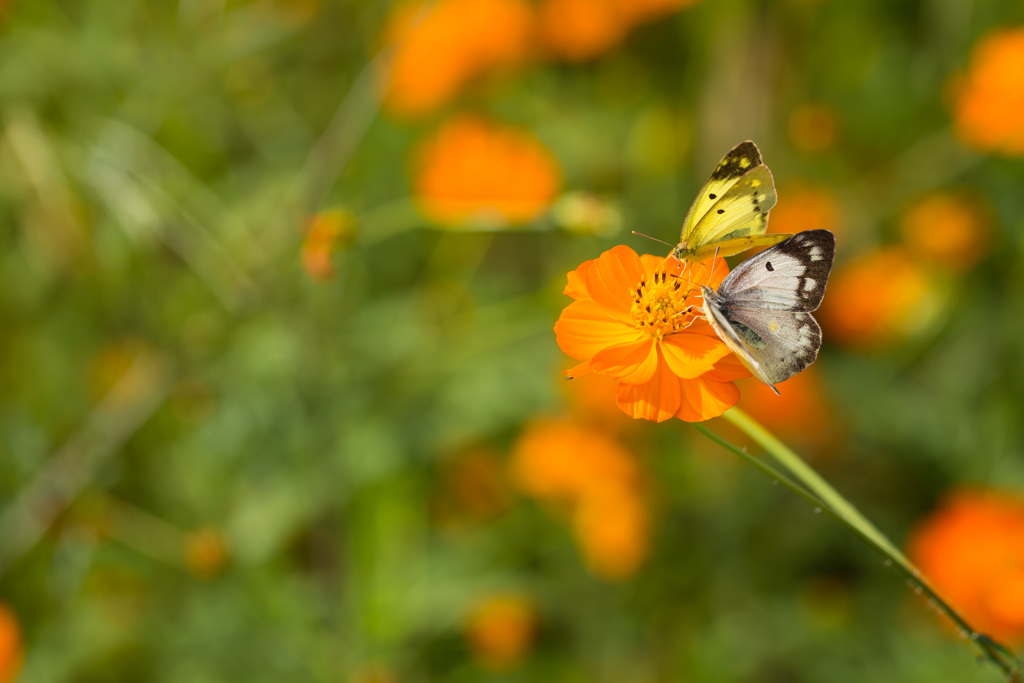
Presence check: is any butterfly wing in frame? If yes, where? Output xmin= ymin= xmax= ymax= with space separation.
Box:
xmin=700 ymin=230 xmax=836 ymax=392
xmin=690 ymin=233 xmax=790 ymax=260
xmin=717 ymin=230 xmax=836 ymax=312
xmin=720 ymin=308 xmax=822 ymax=387
xmin=676 ymin=141 xmax=782 ymax=259
xmin=701 ymin=286 xmax=779 ymax=393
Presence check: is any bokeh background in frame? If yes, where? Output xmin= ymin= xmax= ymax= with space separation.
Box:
xmin=2 ymin=0 xmax=1024 ymax=681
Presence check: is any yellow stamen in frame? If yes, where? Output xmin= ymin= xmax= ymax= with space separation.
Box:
xmin=630 ymin=270 xmax=701 ymax=340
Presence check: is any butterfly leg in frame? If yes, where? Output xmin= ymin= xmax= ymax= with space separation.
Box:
xmin=681 ymin=313 xmax=707 ymax=330
xmin=671 ymin=303 xmax=700 ymax=319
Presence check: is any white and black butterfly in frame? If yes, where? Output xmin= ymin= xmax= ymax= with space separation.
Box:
xmin=700 ymin=230 xmax=836 ymax=395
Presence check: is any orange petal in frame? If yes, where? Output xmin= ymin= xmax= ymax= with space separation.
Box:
xmin=685 ymin=255 xmax=729 ymax=289
xmin=638 ymin=252 xmax=679 ymax=273
xmin=615 ymin=362 xmax=681 ymax=422
xmin=555 ymin=299 xmax=640 ymax=361
xmin=564 ymin=258 xmax=596 ymax=300
xmin=660 ymin=333 xmax=731 ymax=379
xmin=584 ymin=245 xmax=644 ymax=323
xmin=564 ymin=359 xmax=594 ymax=379
xmin=590 ymin=337 xmax=658 ymax=384
xmin=703 ymin=354 xmax=753 ymax=382
xmin=709 ymin=256 xmax=730 ymax=289
xmin=675 ymin=376 xmax=741 ymax=422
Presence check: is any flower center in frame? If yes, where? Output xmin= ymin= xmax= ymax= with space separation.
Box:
xmin=630 ymin=270 xmax=700 ymax=340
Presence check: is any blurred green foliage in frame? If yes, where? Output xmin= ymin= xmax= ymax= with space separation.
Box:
xmin=2 ymin=0 xmax=1024 ymax=681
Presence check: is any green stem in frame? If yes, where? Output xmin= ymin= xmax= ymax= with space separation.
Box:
xmin=695 ymin=406 xmax=1021 ymax=679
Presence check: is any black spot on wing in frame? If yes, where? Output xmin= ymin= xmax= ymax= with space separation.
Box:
xmin=709 ymin=141 xmax=763 ymax=181
xmin=765 ymin=261 xmax=774 ymax=271
xmin=709 ymin=193 xmax=716 ymax=199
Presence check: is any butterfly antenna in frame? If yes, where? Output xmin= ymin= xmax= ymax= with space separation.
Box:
xmin=632 ymin=231 xmax=684 ymax=273
xmin=631 ymin=231 xmax=674 ymax=248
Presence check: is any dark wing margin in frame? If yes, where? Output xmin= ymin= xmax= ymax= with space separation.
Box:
xmin=726 ymin=309 xmax=822 ymax=385
xmin=719 ymin=229 xmax=836 ymax=312
xmin=768 ymin=230 xmax=835 ymax=310
xmin=709 ymin=141 xmax=763 ymax=181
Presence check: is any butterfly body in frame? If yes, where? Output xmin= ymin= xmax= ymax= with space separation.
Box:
xmin=673 ymin=141 xmax=791 ymax=261
xmin=700 ymin=230 xmax=836 ymax=395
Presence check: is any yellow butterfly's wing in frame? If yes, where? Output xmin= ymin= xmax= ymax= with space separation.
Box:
xmin=675 ymin=141 xmax=784 ymax=260
xmin=687 ymin=233 xmax=791 ymax=260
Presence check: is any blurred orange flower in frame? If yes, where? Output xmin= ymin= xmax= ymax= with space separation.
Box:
xmin=512 ymin=418 xmax=650 ymax=579
xmin=788 ymin=103 xmax=839 ymax=154
xmin=414 ymin=116 xmax=561 ymax=226
xmin=573 ymin=482 xmax=649 ymax=579
xmin=907 ymin=489 xmax=1024 ymax=644
xmin=302 ymin=209 xmax=356 ymax=282
xmin=537 ymin=0 xmax=625 ymax=62
xmin=819 ymin=247 xmax=932 ymax=348
xmin=512 ymin=418 xmax=638 ymax=502
xmin=0 ymin=603 xmax=22 ymax=683
xmin=382 ymin=0 xmax=534 ymax=117
xmin=465 ymin=594 xmax=537 ymax=670
xmin=769 ymin=183 xmax=841 ymax=238
xmin=537 ymin=0 xmax=697 ymax=62
xmin=952 ymin=27 xmax=1024 ymax=154
xmin=899 ymin=192 xmax=991 ymax=272
xmin=555 ymin=246 xmax=749 ymax=422
xmin=736 ymin=367 xmax=833 ymax=444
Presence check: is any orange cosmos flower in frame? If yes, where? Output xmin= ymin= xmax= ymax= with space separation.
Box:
xmin=573 ymin=482 xmax=649 ymax=579
xmin=555 ymin=246 xmax=749 ymax=422
xmin=954 ymin=27 xmax=1024 ymax=154
xmin=0 ymin=603 xmax=22 ymax=683
xmin=536 ymin=0 xmax=626 ymax=62
xmin=952 ymin=27 xmax=1024 ymax=155
xmin=512 ymin=418 xmax=650 ymax=579
xmin=907 ymin=489 xmax=1024 ymax=644
xmin=818 ymin=247 xmax=933 ymax=348
xmin=301 ymin=209 xmax=356 ymax=282
xmin=381 ymin=0 xmax=534 ymax=117
xmin=465 ymin=594 xmax=537 ymax=670
xmin=899 ymin=192 xmax=991 ymax=272
xmin=512 ymin=418 xmax=638 ymax=502
xmin=414 ymin=116 xmax=561 ymax=226
xmin=538 ymin=0 xmax=697 ymax=62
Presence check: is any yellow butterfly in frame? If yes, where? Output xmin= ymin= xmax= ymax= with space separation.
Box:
xmin=673 ymin=141 xmax=791 ymax=261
